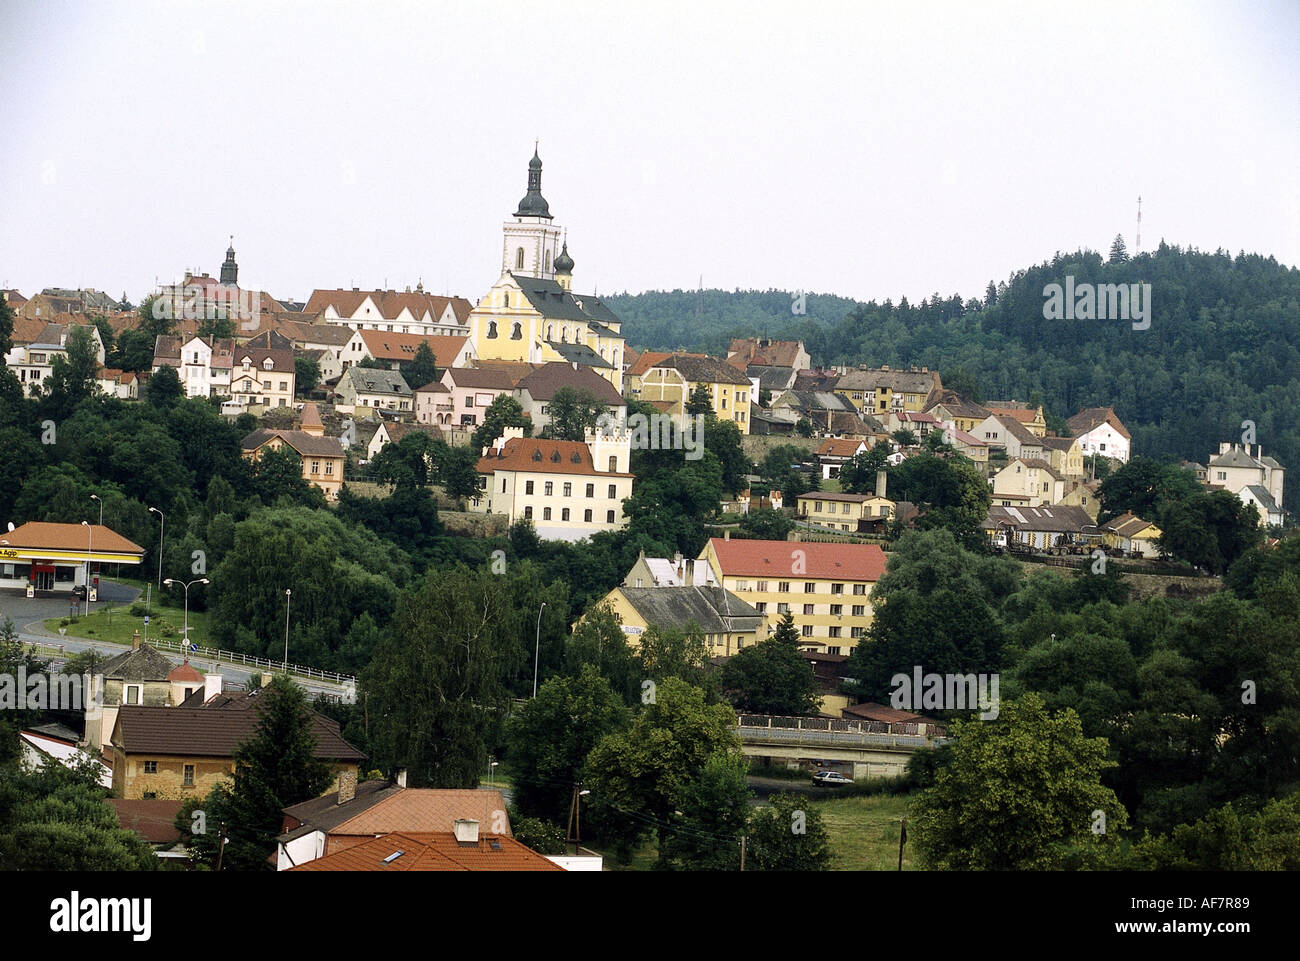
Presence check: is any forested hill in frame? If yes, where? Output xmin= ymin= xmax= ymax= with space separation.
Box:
xmin=607 ymin=244 xmax=1300 ymax=508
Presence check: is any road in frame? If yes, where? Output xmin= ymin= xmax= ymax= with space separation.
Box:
xmin=0 ymin=584 xmax=351 ymax=701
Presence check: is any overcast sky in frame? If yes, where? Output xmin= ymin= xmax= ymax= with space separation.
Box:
xmin=2 ymin=0 xmax=1296 ymax=307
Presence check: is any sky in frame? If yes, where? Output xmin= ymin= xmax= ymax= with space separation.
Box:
xmin=2 ymin=0 xmax=1297 ymax=307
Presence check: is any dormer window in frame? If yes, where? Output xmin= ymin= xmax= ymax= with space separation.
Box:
xmin=532 ymin=450 xmax=542 ymax=461
xmin=551 ymin=450 xmax=561 ymax=463
xmin=571 ymin=451 xmax=581 ymax=464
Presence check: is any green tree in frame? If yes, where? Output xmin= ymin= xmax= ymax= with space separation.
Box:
xmin=738 ymin=507 xmax=792 ymax=540
xmin=294 ymin=356 xmax=321 ymax=395
xmin=1109 ymin=233 xmax=1129 ymax=263
xmin=909 ymin=693 xmax=1128 ymax=869
xmin=584 ymin=677 xmax=740 ymax=861
xmin=217 ymin=674 xmax=335 ymax=870
xmin=891 ymin=428 xmax=918 ymax=447
xmin=657 ymin=751 xmax=752 ymax=870
xmin=506 ymin=665 xmax=629 ymax=824
xmin=471 ymin=394 xmax=533 ymax=452
xmin=838 ymin=444 xmax=891 ymax=495
xmin=146 ymin=363 xmax=184 ymax=409
xmin=795 ymin=417 xmax=813 ymax=437
xmin=686 ymin=383 xmax=714 ymax=417
xmin=888 ymin=451 xmax=991 ymax=545
xmin=40 ymin=324 xmax=100 ymax=419
xmin=544 ymin=386 xmax=608 ymax=441
xmin=361 ymin=566 xmax=522 ymax=787
xmin=718 ymin=612 xmax=819 ymax=715
xmin=1158 ymin=489 xmax=1264 ymax=574
xmin=745 ymin=791 xmax=833 ymax=871
xmin=401 ymin=341 xmax=439 ymax=391
xmin=1097 ymin=456 xmax=1200 ymax=523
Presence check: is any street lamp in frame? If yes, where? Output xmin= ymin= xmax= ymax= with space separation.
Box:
xmin=284 ymin=588 xmax=291 ymax=672
xmin=532 ymin=602 xmax=546 ymax=698
xmin=148 ymin=507 xmax=164 ymax=592
xmin=81 ymin=521 xmax=92 ymax=615
xmin=488 ymin=757 xmax=498 ymax=789
xmin=90 ymin=493 xmax=103 ymax=527
xmin=163 ymin=577 xmax=208 ymax=647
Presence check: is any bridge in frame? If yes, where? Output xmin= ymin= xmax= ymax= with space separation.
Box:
xmin=736 ymin=714 xmax=946 ymax=779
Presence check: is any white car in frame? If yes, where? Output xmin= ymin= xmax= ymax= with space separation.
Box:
xmin=811 ymin=771 xmax=853 ymax=786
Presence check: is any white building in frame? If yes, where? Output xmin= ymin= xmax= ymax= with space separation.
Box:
xmin=1067 ymin=407 xmax=1132 ymax=463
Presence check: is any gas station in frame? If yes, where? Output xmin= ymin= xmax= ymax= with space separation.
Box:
xmin=0 ymin=521 xmax=145 ymax=601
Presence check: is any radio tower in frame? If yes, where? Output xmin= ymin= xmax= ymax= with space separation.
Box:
xmin=1135 ymin=195 xmax=1142 ymax=254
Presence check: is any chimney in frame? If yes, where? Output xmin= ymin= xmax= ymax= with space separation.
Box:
xmin=876 ymin=470 xmax=888 ymax=498
xmin=685 ymin=560 xmax=695 ymax=587
xmin=204 ymin=672 xmax=223 ymax=700
xmin=336 ymin=768 xmax=357 ymax=805
xmin=131 ymin=629 xmax=141 ymax=651
xmin=724 ymin=529 xmax=731 ymax=541
xmin=396 ymin=768 xmax=407 ymax=789
xmin=453 ymin=818 xmax=480 ymax=845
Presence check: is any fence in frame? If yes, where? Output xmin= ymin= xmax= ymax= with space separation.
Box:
xmin=144 ymin=636 xmax=357 ymax=686
xmin=737 ymin=713 xmax=943 ymax=739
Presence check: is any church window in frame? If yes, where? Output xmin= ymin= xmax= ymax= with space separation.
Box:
xmin=515 ymin=248 xmax=524 ymax=270
xmin=487 ymin=321 xmax=498 ymax=339
xmin=503 ymin=293 xmax=509 ymax=308
xmin=511 ymin=322 xmax=522 ymax=340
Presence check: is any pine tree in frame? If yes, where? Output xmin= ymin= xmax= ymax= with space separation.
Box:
xmin=772 ymin=609 xmax=800 ymax=647
xmin=686 ymin=383 xmax=714 ymax=417
xmin=1109 ymin=233 xmax=1129 ymax=263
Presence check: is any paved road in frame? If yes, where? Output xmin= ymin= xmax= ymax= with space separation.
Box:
xmin=1 ymin=585 xmax=350 ymax=701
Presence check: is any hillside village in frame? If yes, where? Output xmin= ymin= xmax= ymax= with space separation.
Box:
xmin=1 ymin=149 xmax=1296 ymax=875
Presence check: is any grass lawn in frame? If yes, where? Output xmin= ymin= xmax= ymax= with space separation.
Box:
xmin=809 ymin=792 xmax=917 ymax=870
xmin=44 ymin=602 xmax=213 ymax=649
xmin=821 ymin=477 xmax=842 ymax=493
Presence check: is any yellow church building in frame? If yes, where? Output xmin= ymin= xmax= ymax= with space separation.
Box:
xmin=468 ymin=149 xmax=626 ymax=393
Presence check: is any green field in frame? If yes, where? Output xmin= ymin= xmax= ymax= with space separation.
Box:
xmin=44 ymin=601 xmax=213 ymax=649
xmin=596 ymin=790 xmax=919 ymax=870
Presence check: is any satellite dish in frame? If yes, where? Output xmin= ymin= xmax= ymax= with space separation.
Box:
xmin=6 ymin=522 xmax=13 ymax=532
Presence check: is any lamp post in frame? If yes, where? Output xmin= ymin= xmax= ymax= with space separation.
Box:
xmin=532 ymin=602 xmax=546 ymax=698
xmin=90 ymin=493 xmax=103 ymax=527
xmin=163 ymin=577 xmax=208 ymax=647
xmin=81 ymin=521 xmax=92 ymax=615
xmin=284 ymin=588 xmax=291 ymax=672
xmin=148 ymin=507 xmax=164 ymax=593
xmin=488 ymin=757 xmax=498 ymax=790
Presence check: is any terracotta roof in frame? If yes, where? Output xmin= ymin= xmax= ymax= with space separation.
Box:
xmin=727 ymin=338 xmax=805 ymax=369
xmin=331 ymin=789 xmax=512 ymax=837
xmin=796 ymin=491 xmax=888 ymax=503
xmin=2 ymin=521 xmax=144 ymax=555
xmin=231 ymin=346 xmax=294 ymax=371
xmin=299 ymin=402 xmax=324 ymax=429
xmin=815 ymin=438 xmax=867 ymax=458
xmin=167 ymin=659 xmax=205 ymax=684
xmin=628 ymin=350 xmax=690 ymax=378
xmin=107 ymin=799 xmax=185 ymax=845
xmin=1068 ymin=406 xmax=1131 ymax=441
xmin=476 ymin=437 xmax=633 ymax=478
xmin=288 ymin=831 xmax=562 ymax=871
xmin=281 ymin=781 xmax=398 ymax=833
xmin=707 ymin=538 xmax=887 ymax=581
xmin=303 ymin=289 xmax=473 ymax=326
xmin=516 ymin=361 xmax=625 ymax=406
xmin=414 ymin=380 xmax=449 ymax=393
xmin=358 ymin=330 xmax=469 ymax=367
xmin=842 ymin=702 xmax=931 ymax=724
xmin=986 ymin=404 xmax=1040 ymax=425
xmin=113 ymin=703 xmax=366 ymax=761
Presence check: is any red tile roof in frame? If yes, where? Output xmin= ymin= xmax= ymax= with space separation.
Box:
xmin=303 ymin=289 xmax=473 ymax=326
xmin=107 ymin=799 xmax=185 ymax=844
xmin=359 ymin=330 xmax=469 ymax=367
xmin=707 ymin=538 xmax=887 ymax=581
xmin=288 ymin=831 xmax=563 ymax=871
xmin=3 ymin=522 xmax=144 ymax=555
xmin=332 ymin=789 xmax=511 ymax=837
xmin=476 ymin=437 xmax=633 ymax=477
xmin=815 ymin=438 xmax=867 ymax=458
xmin=167 ymin=660 xmax=205 ymax=684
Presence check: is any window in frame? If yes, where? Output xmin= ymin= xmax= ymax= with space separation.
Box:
xmin=608 ymin=484 xmax=616 ymax=498
xmin=852 ymin=604 xmax=865 ymax=617
xmin=815 ymin=501 xmax=823 ymax=512
xmin=487 ymin=321 xmax=498 ymax=339
xmin=544 ymin=481 xmax=554 ymax=496
xmin=608 ymin=455 xmax=617 ymax=472
xmin=325 ymin=462 xmax=333 ymax=475
xmin=851 ymin=626 xmax=865 ymax=638
xmin=126 ymin=685 xmax=141 ymax=705
xmin=804 ymin=582 xmax=816 ymax=593
xmin=736 ymin=580 xmax=749 ymax=591
xmin=830 ymin=604 xmax=842 ymax=615
xmin=777 ymin=603 xmax=790 ymax=614
xmin=143 ymin=761 xmax=157 ymax=774
xmin=310 ymin=460 xmax=319 ymax=475
xmin=543 ymin=507 xmax=551 ymax=520
xmin=262 ymin=379 xmax=271 ymax=389
xmin=183 ymin=765 xmax=195 ymax=787
xmin=842 ymin=503 xmax=850 ymax=514
xmin=755 ymin=602 xmax=767 ymax=613
xmin=586 ymin=483 xmax=594 ymax=497
xmin=828 ymin=646 xmax=842 ymax=656
xmin=511 ymin=322 xmax=522 ymax=340
xmin=606 ymin=510 xmax=615 ymax=523
xmin=515 ymin=248 xmax=524 ymax=270
xmin=563 ymin=482 xmax=572 ymax=497
xmin=584 ymin=509 xmax=593 ymax=522
xmin=561 ymin=508 xmax=571 ymax=521
xmin=524 ymin=506 xmax=533 ymax=519
xmin=853 ymin=584 xmax=866 ymax=595
xmin=756 ymin=581 xmax=768 ymax=592
xmin=832 ymin=583 xmax=844 ymax=595
xmin=525 ymin=480 xmax=534 ymax=495
xmin=829 ymin=626 xmax=841 ymax=638
xmin=778 ymin=581 xmax=790 ymax=593
xmin=801 ymin=625 xmax=814 ymax=637
xmin=280 ymin=380 xmax=287 ymax=390
xmin=803 ymin=603 xmax=814 ymax=615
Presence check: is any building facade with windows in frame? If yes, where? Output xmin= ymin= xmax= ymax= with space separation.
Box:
xmin=698 ymin=537 xmax=887 ymax=655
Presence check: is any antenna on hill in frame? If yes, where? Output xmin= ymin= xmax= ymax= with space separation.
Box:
xmin=1136 ymin=195 xmax=1142 ymax=254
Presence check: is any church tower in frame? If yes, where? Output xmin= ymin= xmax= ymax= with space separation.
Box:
xmin=501 ymin=147 xmax=562 ymax=280
xmin=220 ymin=237 xmax=239 ymax=286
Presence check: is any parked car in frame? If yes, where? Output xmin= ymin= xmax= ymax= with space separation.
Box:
xmin=812 ymin=770 xmax=853 ymax=786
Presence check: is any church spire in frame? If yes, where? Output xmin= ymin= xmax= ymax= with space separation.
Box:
xmin=515 ymin=146 xmax=551 ymax=219
xmin=220 ymin=236 xmax=238 ymax=286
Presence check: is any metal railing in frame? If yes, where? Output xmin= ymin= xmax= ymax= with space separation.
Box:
xmin=737 ymin=712 xmax=943 ymax=740
xmin=145 ymin=636 xmax=357 ymax=686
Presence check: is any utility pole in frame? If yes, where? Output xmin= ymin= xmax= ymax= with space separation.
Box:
xmin=897 ymin=816 xmax=907 ymax=871
xmin=216 ymin=821 xmax=227 ymax=872
xmin=739 ymin=834 xmax=746 ymax=871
